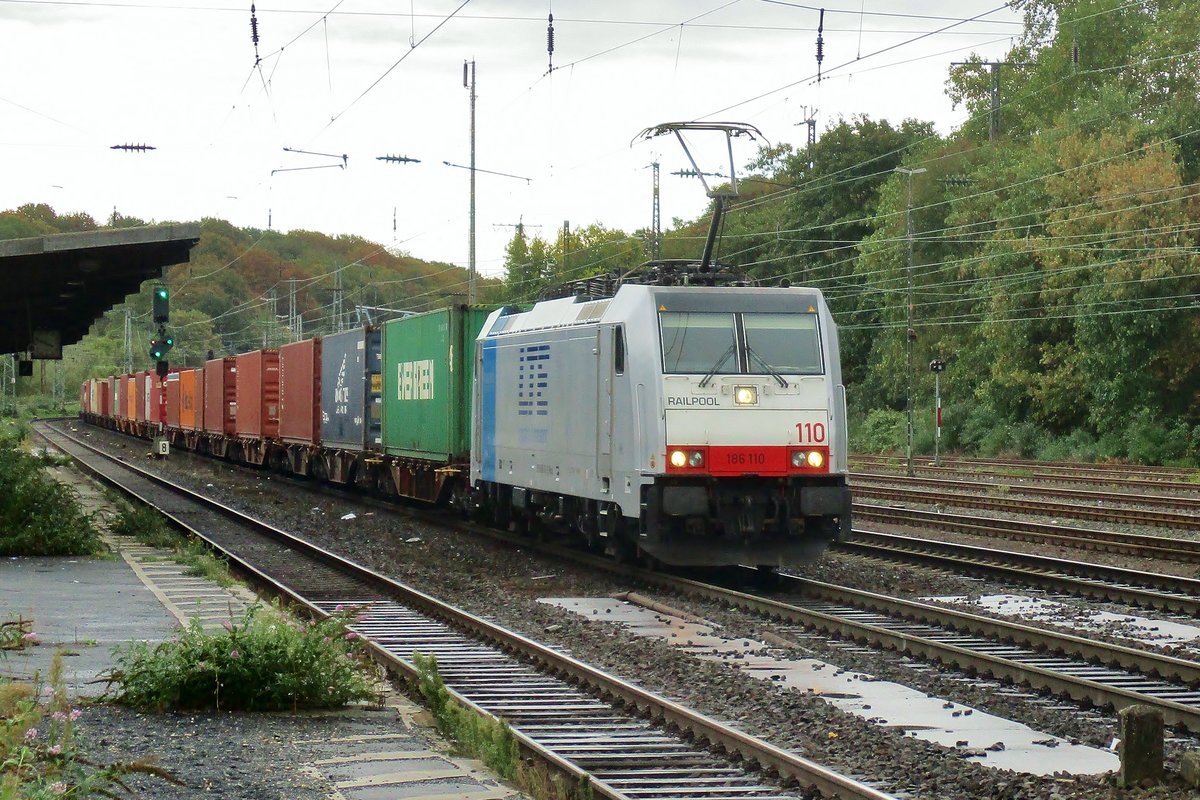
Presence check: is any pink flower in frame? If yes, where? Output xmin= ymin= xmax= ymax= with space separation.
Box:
xmin=24 ymin=727 xmax=38 ymax=741
xmin=229 ymin=650 xmax=240 ymax=659
xmin=69 ymin=709 xmax=81 ymax=721
xmin=344 ymin=631 xmax=358 ymax=641
xmin=334 ymin=604 xmax=344 ymax=612
xmin=48 ymin=745 xmax=62 ymax=756
xmin=222 ymin=620 xmax=234 ymax=632
xmin=51 ymin=711 xmax=67 ymax=722
xmin=322 ymin=636 xmax=332 ymax=644
xmin=41 ymin=686 xmax=54 ymax=697
xmin=22 ymin=632 xmax=40 ymax=644
xmin=50 ymin=782 xmax=67 ymax=795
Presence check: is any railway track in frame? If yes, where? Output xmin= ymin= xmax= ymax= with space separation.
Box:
xmin=854 ymin=503 xmax=1200 ymax=563
xmin=35 ymin=420 xmax=892 ymax=800
xmin=683 ymin=571 xmax=1200 ymax=733
xmin=854 ymin=455 xmax=1200 ymax=491
xmin=851 ymin=482 xmax=1200 ymax=531
xmin=838 ymin=529 xmax=1200 ymax=617
xmin=853 ymin=472 xmax=1200 ymax=512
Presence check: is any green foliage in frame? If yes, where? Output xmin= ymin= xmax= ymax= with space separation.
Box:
xmin=111 ymin=604 xmax=377 ymax=712
xmin=0 ymin=443 xmax=102 ymax=557
xmin=849 ymin=409 xmax=906 ymax=454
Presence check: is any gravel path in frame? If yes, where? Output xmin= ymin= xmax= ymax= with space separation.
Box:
xmin=59 ymin=423 xmax=1200 ymax=799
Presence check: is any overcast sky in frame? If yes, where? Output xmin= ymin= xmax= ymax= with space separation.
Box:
xmin=1 ymin=1 xmax=1023 ymax=281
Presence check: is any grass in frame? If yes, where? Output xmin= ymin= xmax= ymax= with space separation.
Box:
xmin=413 ymin=652 xmax=594 ymax=800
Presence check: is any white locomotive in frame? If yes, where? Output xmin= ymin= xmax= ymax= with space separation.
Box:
xmin=470 ymin=277 xmax=851 ymax=567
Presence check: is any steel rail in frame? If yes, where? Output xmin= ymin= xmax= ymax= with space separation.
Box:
xmin=854 ymin=503 xmax=1200 ymax=562
xmin=839 ymin=529 xmax=1200 ymax=616
xmin=854 ymin=454 xmax=1199 ymax=486
xmin=36 ymin=420 xmax=893 ymax=800
xmin=852 ymin=483 xmax=1200 ymax=530
xmin=853 ymin=471 xmax=1200 ymax=511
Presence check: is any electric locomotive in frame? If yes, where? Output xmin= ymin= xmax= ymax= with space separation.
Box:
xmin=470 ymin=264 xmax=851 ymax=567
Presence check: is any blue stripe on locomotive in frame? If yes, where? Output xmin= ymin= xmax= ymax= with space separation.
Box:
xmin=481 ymin=337 xmax=498 ymax=482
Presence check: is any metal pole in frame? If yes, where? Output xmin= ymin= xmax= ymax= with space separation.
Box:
xmin=896 ymin=167 xmax=926 ymax=476
xmin=465 ymin=59 xmax=477 ymax=305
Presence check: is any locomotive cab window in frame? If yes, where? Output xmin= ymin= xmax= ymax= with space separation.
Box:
xmin=659 ymin=312 xmax=738 ymax=374
xmin=659 ymin=310 xmax=823 ymax=376
xmin=743 ymin=313 xmax=823 ymax=375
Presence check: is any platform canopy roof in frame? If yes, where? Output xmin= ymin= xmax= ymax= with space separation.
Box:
xmin=0 ymin=223 xmax=200 ymax=358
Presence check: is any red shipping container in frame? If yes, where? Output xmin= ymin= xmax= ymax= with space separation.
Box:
xmin=279 ymin=338 xmax=321 ymax=445
xmin=235 ymin=349 xmax=280 ymax=439
xmin=180 ymin=369 xmax=204 ymax=431
xmin=165 ymin=372 xmax=181 ymax=428
xmin=204 ymin=357 xmax=237 ymax=435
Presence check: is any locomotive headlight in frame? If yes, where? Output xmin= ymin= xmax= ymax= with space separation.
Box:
xmin=791 ymin=451 xmax=806 ymax=467
xmin=688 ymin=450 xmax=705 ymax=467
xmin=807 ymin=450 xmax=825 ymax=469
xmin=670 ymin=450 xmax=689 ymax=468
xmin=734 ymin=386 xmax=758 ymax=405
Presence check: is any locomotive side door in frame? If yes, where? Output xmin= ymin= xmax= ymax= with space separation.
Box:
xmin=595 ymin=324 xmax=616 ymax=483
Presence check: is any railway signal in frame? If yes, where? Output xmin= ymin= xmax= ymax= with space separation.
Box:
xmin=153 ymin=285 xmax=170 ymax=323
xmin=930 ymin=359 xmax=946 ymax=466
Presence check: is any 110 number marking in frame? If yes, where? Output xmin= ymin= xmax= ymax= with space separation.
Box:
xmin=795 ymin=422 xmax=827 ymax=443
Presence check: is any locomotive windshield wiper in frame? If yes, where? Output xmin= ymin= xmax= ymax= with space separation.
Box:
xmin=746 ymin=346 xmax=788 ymax=388
xmin=698 ymin=344 xmax=737 ymax=388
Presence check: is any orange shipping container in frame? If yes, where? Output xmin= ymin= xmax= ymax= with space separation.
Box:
xmin=125 ymin=375 xmax=136 ymax=420
xmin=180 ymin=368 xmax=204 ymax=431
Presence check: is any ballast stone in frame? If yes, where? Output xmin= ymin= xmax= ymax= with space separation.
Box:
xmin=1181 ymin=750 xmax=1200 ymax=788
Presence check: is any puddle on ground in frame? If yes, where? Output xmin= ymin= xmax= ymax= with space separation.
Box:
xmin=540 ymin=596 xmax=1117 ymax=776
xmin=927 ymin=593 xmax=1200 ymax=653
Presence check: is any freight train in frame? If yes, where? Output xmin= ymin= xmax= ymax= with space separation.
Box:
xmin=80 ymin=273 xmax=851 ymax=568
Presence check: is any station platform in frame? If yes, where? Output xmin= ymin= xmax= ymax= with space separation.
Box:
xmin=1 ymin=457 xmax=526 ymax=800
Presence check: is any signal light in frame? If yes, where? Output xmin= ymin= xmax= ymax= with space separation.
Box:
xmin=153 ymin=285 xmax=170 ymax=323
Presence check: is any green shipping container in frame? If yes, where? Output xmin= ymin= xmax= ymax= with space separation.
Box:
xmin=381 ymin=305 xmax=493 ymax=461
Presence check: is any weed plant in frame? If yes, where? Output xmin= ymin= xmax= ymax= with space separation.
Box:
xmin=111 ymin=603 xmax=377 ymax=711
xmin=2 ymin=651 xmax=179 ymax=797
xmin=0 ymin=619 xmax=34 ymax=656
xmin=0 ymin=442 xmax=101 ymax=557
xmin=414 ymin=652 xmax=519 ymax=781
xmin=413 ymin=653 xmax=594 ymax=800
xmin=176 ymin=541 xmax=234 ymax=587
